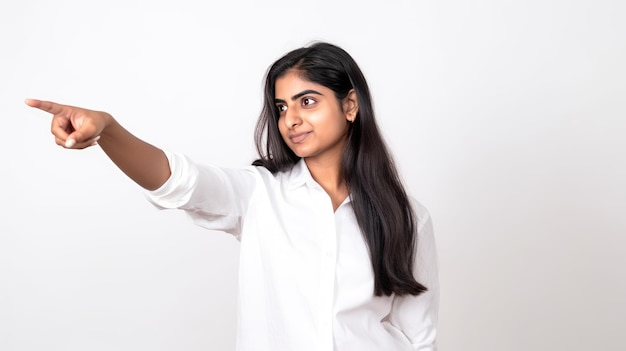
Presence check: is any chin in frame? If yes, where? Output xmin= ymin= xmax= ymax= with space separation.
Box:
xmin=290 ymin=147 xmax=311 ymax=158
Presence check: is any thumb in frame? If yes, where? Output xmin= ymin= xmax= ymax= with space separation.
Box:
xmin=65 ymin=129 xmax=92 ymax=148
xmin=64 ymin=122 xmax=102 ymax=149
xmin=64 ymin=132 xmax=80 ymax=148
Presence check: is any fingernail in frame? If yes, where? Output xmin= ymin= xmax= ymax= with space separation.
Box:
xmin=65 ymin=138 xmax=76 ymax=148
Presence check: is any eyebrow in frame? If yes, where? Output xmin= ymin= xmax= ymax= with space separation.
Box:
xmin=274 ymin=89 xmax=323 ymax=104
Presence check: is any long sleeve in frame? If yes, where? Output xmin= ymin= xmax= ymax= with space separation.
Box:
xmin=144 ymin=151 xmax=258 ymax=237
xmin=384 ymin=202 xmax=440 ymax=350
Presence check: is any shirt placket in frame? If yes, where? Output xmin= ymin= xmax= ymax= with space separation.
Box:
xmin=316 ymin=191 xmax=338 ymax=351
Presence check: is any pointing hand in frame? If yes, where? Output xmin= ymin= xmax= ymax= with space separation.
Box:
xmin=26 ymin=99 xmax=112 ymax=149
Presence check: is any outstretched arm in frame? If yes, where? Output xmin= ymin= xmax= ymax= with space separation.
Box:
xmin=26 ymin=99 xmax=171 ymax=190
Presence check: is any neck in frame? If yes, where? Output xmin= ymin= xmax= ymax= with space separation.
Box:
xmin=304 ymin=154 xmax=348 ymax=211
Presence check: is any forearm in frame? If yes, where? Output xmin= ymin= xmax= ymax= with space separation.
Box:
xmin=98 ymin=116 xmax=171 ymax=190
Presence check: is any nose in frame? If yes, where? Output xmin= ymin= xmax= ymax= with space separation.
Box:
xmin=283 ymin=106 xmax=302 ymax=129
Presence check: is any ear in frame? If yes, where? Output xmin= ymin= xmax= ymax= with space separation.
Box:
xmin=343 ymin=89 xmax=359 ymax=123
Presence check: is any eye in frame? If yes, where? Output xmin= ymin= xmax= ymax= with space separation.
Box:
xmin=276 ymin=104 xmax=287 ymax=113
xmin=302 ymin=97 xmax=316 ymax=107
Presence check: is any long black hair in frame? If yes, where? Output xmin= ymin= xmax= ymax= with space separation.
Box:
xmin=253 ymin=42 xmax=427 ymax=297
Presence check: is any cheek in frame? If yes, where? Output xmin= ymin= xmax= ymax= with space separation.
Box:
xmin=277 ymin=118 xmax=288 ymax=140
xmin=315 ymin=114 xmax=348 ymax=135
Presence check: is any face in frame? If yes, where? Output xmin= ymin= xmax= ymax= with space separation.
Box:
xmin=274 ymin=70 xmax=357 ymax=164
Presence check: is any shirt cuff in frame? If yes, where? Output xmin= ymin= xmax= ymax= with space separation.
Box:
xmin=144 ymin=150 xmax=199 ymax=209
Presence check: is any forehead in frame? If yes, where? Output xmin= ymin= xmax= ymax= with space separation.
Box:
xmin=274 ymin=70 xmax=327 ymax=98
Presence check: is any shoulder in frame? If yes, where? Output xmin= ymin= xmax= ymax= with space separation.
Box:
xmin=251 ymin=163 xmax=290 ymax=181
xmin=409 ymin=196 xmax=433 ymax=232
xmin=252 ymin=159 xmax=305 ymax=187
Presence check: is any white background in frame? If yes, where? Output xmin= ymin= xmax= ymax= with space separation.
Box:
xmin=1 ymin=0 xmax=625 ymax=350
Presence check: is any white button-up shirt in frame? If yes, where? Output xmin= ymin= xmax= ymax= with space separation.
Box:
xmin=145 ymin=152 xmax=439 ymax=351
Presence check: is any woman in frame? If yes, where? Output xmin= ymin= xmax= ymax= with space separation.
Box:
xmin=26 ymin=41 xmax=439 ymax=350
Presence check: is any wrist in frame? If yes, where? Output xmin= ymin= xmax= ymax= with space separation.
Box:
xmin=99 ymin=112 xmax=118 ymax=138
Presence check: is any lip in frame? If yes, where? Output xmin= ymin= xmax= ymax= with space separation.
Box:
xmin=289 ymin=131 xmax=311 ymax=144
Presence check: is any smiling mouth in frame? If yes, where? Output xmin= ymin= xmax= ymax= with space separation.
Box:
xmin=289 ymin=132 xmax=311 ymax=144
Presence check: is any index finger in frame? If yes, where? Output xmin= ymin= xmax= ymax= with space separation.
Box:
xmin=25 ymin=98 xmax=69 ymax=116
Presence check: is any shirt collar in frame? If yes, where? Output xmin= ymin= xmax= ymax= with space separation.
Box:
xmin=286 ymin=160 xmax=353 ymax=208
xmin=287 ymin=158 xmax=319 ymax=190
